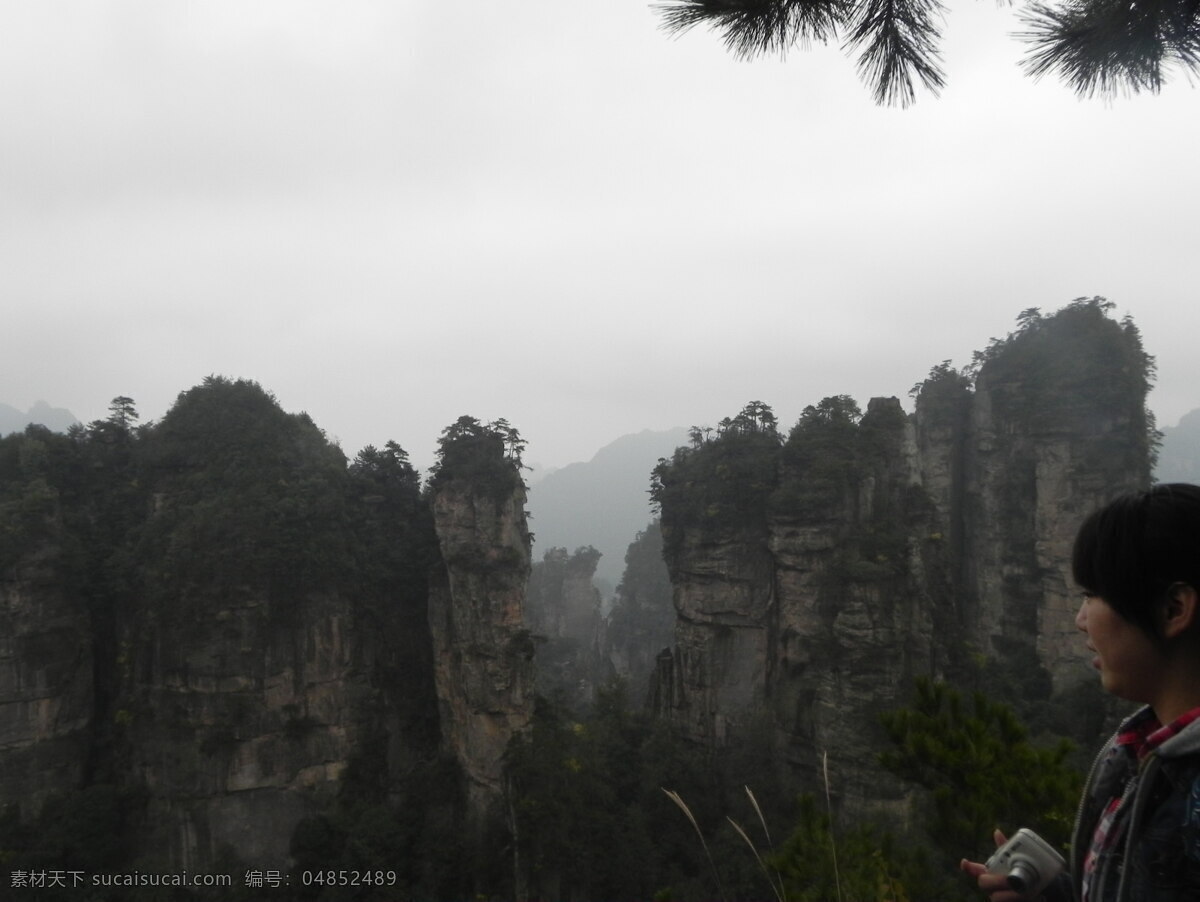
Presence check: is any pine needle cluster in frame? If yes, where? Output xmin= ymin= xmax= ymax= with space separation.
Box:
xmin=657 ymin=0 xmax=1200 ymax=102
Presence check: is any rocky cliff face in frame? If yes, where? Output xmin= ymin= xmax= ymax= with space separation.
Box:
xmin=525 ymin=546 xmax=603 ymax=645
xmin=428 ymin=476 xmax=535 ymax=819
xmin=768 ymin=398 xmax=939 ymax=809
xmin=652 ymin=398 xmax=938 ymax=810
xmin=651 ymin=302 xmax=1154 ymax=815
xmin=524 ymin=546 xmax=607 ymax=709
xmin=963 ymin=336 xmax=1155 ymax=693
xmin=651 ymin=514 xmax=773 ymax=745
xmin=0 ymin=382 xmax=464 ymax=883
xmin=0 ymin=553 xmax=92 ymax=818
xmin=120 ymin=589 xmax=363 ymax=869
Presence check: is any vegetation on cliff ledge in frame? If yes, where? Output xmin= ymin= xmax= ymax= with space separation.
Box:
xmin=969 ymin=297 xmax=1158 ymax=467
xmin=427 ymin=414 xmax=527 ymax=502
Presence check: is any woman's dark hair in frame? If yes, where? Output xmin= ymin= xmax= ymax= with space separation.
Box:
xmin=1072 ymin=483 xmax=1200 ymax=637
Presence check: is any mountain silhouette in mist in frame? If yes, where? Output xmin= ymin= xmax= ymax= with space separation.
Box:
xmin=0 ymin=401 xmax=79 ymax=436
xmin=526 ymin=427 xmax=689 ymax=591
xmin=1157 ymin=407 xmax=1200 ymax=483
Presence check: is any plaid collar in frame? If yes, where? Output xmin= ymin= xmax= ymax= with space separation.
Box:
xmin=1082 ymin=705 xmax=1200 ymax=900
xmin=1116 ymin=705 xmax=1200 ymax=761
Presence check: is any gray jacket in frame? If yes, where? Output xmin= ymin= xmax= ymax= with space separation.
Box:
xmin=1058 ymin=706 xmax=1200 ymax=901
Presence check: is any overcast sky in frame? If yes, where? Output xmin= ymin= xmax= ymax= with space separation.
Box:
xmin=3 ymin=1 xmax=1197 ymax=470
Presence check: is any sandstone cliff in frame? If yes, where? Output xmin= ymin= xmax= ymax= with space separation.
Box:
xmin=117 ymin=586 xmax=380 ymax=869
xmin=0 ymin=381 xmax=458 ymax=886
xmin=961 ymin=317 xmax=1154 ymax=693
xmin=0 ymin=552 xmax=93 ymax=818
xmin=428 ymin=477 xmax=535 ymax=816
xmin=525 ymin=546 xmax=603 ymax=645
xmin=524 ymin=546 xmax=607 ymax=710
xmin=650 ymin=301 xmax=1154 ymax=816
xmin=423 ymin=415 xmax=536 ymax=843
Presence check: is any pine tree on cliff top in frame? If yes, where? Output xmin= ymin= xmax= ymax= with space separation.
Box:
xmin=429 ymin=415 xmax=527 ymax=500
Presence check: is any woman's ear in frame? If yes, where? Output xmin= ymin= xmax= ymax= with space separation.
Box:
xmin=1162 ymin=583 xmax=1199 ymax=640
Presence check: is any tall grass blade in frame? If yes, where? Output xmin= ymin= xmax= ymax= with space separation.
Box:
xmin=743 ymin=785 xmax=786 ymax=901
xmin=727 ymin=816 xmax=785 ymax=902
xmin=662 ymin=788 xmax=727 ymax=902
xmin=745 ymin=784 xmax=773 ymax=847
xmin=822 ymin=751 xmax=844 ymax=902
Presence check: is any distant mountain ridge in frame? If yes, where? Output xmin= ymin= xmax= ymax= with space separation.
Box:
xmin=0 ymin=401 xmax=79 ymax=436
xmin=1156 ymin=407 xmax=1200 ymax=483
xmin=525 ymin=427 xmax=689 ymax=590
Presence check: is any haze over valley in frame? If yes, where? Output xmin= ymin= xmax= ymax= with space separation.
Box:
xmin=5 ymin=382 xmax=1196 ymax=600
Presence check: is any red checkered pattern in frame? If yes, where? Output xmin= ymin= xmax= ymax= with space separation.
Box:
xmin=1081 ymin=707 xmax=1200 ymax=901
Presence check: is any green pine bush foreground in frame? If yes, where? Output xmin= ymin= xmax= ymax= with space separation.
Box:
xmin=506 ymin=676 xmax=1084 ymax=902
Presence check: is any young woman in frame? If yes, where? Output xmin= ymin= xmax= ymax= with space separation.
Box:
xmin=962 ymin=483 xmax=1200 ymax=901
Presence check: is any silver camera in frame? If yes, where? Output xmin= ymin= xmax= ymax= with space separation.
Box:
xmin=984 ymin=828 xmax=1065 ymax=897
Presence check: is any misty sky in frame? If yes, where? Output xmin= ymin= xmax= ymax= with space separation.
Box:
xmin=3 ymin=1 xmax=1197 ymax=471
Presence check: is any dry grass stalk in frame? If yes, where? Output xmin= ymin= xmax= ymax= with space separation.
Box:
xmin=662 ymin=787 xmax=727 ymax=902
xmin=745 ymin=784 xmax=773 ymax=848
xmin=822 ymin=751 xmax=844 ymax=902
xmin=726 ymin=816 xmax=786 ymax=902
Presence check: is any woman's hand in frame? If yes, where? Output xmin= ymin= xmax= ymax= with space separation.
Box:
xmin=960 ymin=830 xmax=1032 ymax=901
